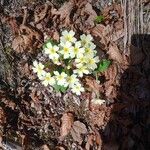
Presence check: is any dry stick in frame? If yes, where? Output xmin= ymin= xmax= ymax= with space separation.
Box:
xmin=22 ymin=7 xmax=28 ymax=25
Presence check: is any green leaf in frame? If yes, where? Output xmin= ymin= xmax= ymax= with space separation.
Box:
xmin=53 ymin=84 xmax=68 ymax=93
xmin=97 ymin=59 xmax=111 ymax=72
xmin=60 ymin=86 xmax=68 ymax=93
xmin=53 ymin=84 xmax=61 ymax=92
xmin=95 ymin=15 xmax=104 ymax=24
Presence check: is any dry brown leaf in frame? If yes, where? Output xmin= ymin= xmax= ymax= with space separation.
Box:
xmin=95 ymin=129 xmax=102 ymax=146
xmin=89 ymin=104 xmax=112 ymax=127
xmin=34 ymin=4 xmax=48 ymax=23
xmin=85 ymin=130 xmax=102 ymax=150
xmin=12 ymin=25 xmax=43 ymax=53
xmin=41 ymin=144 xmax=50 ymax=150
xmin=12 ymin=36 xmax=24 ymax=53
xmin=19 ymin=63 xmax=31 ymax=76
xmin=91 ymin=24 xmax=109 ymax=49
xmin=82 ymin=2 xmax=97 ymax=28
xmin=104 ymin=63 xmax=118 ymax=99
xmin=85 ymin=134 xmax=94 ymax=150
xmin=104 ymin=63 xmax=118 ymax=84
xmin=52 ymin=30 xmax=60 ymax=42
xmin=70 ymin=121 xmax=87 ymax=144
xmin=108 ymin=43 xmax=123 ymax=64
xmin=114 ymin=4 xmax=123 ymax=17
xmin=55 ymin=146 xmax=66 ymax=150
xmin=89 ymin=110 xmax=105 ymax=127
xmin=105 ymin=85 xmax=114 ymax=97
xmin=53 ymin=0 xmax=74 ymax=26
xmin=85 ymin=77 xmax=102 ymax=95
xmin=1 ymin=15 xmax=19 ymax=34
xmin=112 ymin=29 xmax=124 ymax=42
xmin=59 ymin=112 xmax=74 ymax=140
xmin=91 ymin=22 xmax=124 ymax=49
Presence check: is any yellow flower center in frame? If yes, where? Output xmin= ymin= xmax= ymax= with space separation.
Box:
xmin=64 ymin=47 xmax=69 ymax=53
xmin=51 ymin=48 xmax=55 ymax=54
xmin=45 ymin=76 xmax=50 ymax=81
xmin=76 ymin=86 xmax=80 ymax=90
xmin=89 ymin=59 xmax=94 ymax=64
xmin=85 ymin=48 xmax=91 ymax=53
xmin=58 ymin=75 xmax=63 ymax=80
xmin=66 ymin=35 xmax=72 ymax=41
xmin=74 ymin=47 xmax=79 ymax=53
xmin=80 ymin=57 xmax=85 ymax=63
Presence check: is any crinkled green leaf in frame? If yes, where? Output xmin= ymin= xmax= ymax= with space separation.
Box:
xmin=60 ymin=86 xmax=68 ymax=93
xmin=53 ymin=84 xmax=61 ymax=92
xmin=53 ymin=84 xmax=68 ymax=93
xmin=97 ymin=59 xmax=111 ymax=72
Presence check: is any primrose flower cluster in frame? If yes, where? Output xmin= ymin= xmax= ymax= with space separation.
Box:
xmin=32 ymin=30 xmax=100 ymax=95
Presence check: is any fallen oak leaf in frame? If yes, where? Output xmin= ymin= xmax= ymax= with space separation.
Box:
xmin=94 ymin=129 xmax=102 ymax=147
xmin=59 ymin=112 xmax=74 ymax=140
xmin=107 ymin=43 xmax=123 ymax=64
xmin=40 ymin=144 xmax=50 ymax=150
xmin=52 ymin=0 xmax=74 ymax=26
xmin=85 ymin=77 xmax=102 ymax=95
xmin=70 ymin=121 xmax=87 ymax=144
xmin=91 ymin=24 xmax=108 ymax=49
xmin=85 ymin=133 xmax=95 ymax=150
xmin=34 ymin=3 xmax=48 ymax=23
xmin=12 ymin=24 xmax=43 ymax=53
xmin=85 ymin=130 xmax=102 ymax=150
xmin=82 ymin=2 xmax=97 ymax=28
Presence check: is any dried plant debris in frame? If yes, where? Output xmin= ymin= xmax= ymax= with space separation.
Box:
xmin=12 ymin=24 xmax=43 ymax=53
xmin=70 ymin=121 xmax=87 ymax=144
xmin=59 ymin=112 xmax=74 ymax=140
xmin=0 ymin=0 xmax=149 ymax=149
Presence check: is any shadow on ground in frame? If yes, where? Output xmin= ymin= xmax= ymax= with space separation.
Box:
xmin=102 ymin=34 xmax=150 ymax=150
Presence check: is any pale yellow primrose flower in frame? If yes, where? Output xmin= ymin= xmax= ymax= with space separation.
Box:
xmin=71 ymin=82 xmax=84 ymax=95
xmin=70 ymin=41 xmax=85 ymax=58
xmin=32 ymin=61 xmax=45 ymax=77
xmin=80 ymin=34 xmax=93 ymax=46
xmin=44 ymin=42 xmax=59 ymax=60
xmin=67 ymin=74 xmax=79 ymax=87
xmin=60 ymin=30 xmax=77 ymax=43
xmin=75 ymin=55 xmax=87 ymax=65
xmin=74 ymin=63 xmax=89 ymax=77
xmin=52 ymin=57 xmax=61 ymax=65
xmin=86 ymin=56 xmax=99 ymax=70
xmin=84 ymin=43 xmax=97 ymax=57
xmin=54 ymin=71 xmax=68 ymax=87
xmin=60 ymin=41 xmax=73 ymax=59
xmin=41 ymin=72 xmax=55 ymax=86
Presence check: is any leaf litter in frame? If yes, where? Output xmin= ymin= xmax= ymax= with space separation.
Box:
xmin=0 ymin=0 xmax=149 ymax=149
